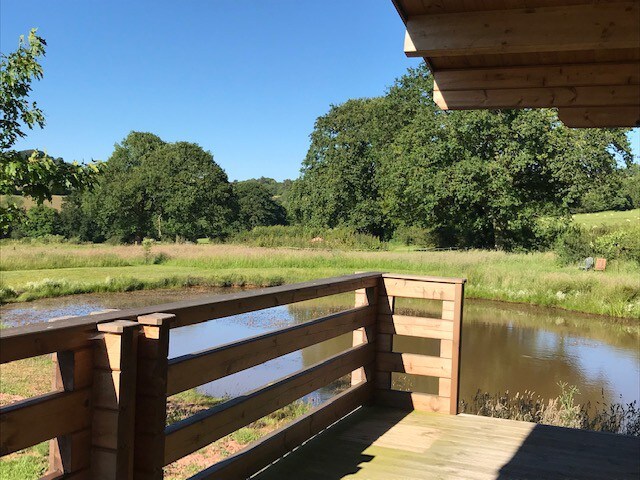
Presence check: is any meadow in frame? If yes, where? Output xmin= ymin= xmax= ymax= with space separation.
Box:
xmin=1 ymin=242 xmax=638 ymax=318
xmin=573 ymin=208 xmax=640 ymax=228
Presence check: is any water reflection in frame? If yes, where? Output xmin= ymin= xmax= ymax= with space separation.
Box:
xmin=1 ymin=288 xmax=637 ymax=407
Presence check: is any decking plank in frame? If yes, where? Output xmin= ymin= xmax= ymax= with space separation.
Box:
xmin=254 ymin=407 xmax=640 ymax=480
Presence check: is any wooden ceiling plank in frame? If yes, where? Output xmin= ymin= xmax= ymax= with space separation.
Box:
xmin=433 ymin=85 xmax=640 ymax=109
xmin=405 ymin=2 xmax=639 ymax=57
xmin=558 ymin=106 xmax=640 ymax=127
xmin=433 ymin=63 xmax=640 ymax=91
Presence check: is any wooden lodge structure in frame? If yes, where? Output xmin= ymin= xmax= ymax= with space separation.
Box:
xmin=2 ymin=2 xmax=640 ymax=478
xmin=392 ymin=0 xmax=640 ymax=127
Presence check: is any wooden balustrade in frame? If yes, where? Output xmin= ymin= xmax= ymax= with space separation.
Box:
xmin=0 ymin=272 xmax=465 ymax=479
xmin=375 ymin=274 xmax=465 ymax=414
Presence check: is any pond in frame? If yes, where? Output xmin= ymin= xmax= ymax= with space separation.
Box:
xmin=1 ymin=287 xmax=638 ymax=408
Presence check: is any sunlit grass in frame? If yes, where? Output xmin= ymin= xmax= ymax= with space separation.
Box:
xmin=1 ymin=242 xmax=638 ymax=318
xmin=573 ymin=208 xmax=640 ymax=228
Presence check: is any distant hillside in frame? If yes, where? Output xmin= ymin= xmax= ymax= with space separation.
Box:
xmin=572 ymin=209 xmax=640 ymax=228
xmin=0 ymin=195 xmax=65 ymax=211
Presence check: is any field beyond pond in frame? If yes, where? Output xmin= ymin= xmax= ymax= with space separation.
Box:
xmin=1 ymin=242 xmax=638 ymax=318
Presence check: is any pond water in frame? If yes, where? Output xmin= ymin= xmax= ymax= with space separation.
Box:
xmin=1 ymin=288 xmax=638 ymax=408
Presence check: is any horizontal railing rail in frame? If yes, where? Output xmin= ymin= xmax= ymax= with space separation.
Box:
xmin=0 ymin=271 xmax=465 ymax=479
xmin=166 ymin=304 xmax=375 ymax=396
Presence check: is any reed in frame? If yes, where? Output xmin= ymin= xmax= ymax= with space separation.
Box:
xmin=461 ymin=383 xmax=640 ymax=436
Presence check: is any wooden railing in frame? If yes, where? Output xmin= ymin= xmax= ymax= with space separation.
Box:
xmin=0 ymin=272 xmax=464 ymax=479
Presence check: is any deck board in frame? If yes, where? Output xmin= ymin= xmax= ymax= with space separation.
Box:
xmin=254 ymin=407 xmax=640 ymax=480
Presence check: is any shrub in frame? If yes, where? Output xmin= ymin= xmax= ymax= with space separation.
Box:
xmin=555 ymin=223 xmax=640 ymax=264
xmin=22 ymin=205 xmax=62 ymax=238
xmin=228 ymin=225 xmax=386 ymax=251
xmin=392 ymin=226 xmax=437 ymax=248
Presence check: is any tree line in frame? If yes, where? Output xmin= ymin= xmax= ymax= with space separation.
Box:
xmin=2 ymin=29 xmax=637 ymax=250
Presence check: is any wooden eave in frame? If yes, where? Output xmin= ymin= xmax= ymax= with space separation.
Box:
xmin=392 ymin=0 xmax=640 ymax=127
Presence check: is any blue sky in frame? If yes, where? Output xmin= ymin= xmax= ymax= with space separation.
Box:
xmin=2 ymin=1 xmax=638 ymax=181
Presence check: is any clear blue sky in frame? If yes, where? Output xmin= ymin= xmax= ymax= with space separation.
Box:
xmin=2 ymin=1 xmax=638 ymax=181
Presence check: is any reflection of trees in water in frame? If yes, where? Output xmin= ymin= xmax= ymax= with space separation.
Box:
xmin=459 ymin=322 xmax=616 ymax=406
xmin=287 ymin=298 xmax=354 ymax=368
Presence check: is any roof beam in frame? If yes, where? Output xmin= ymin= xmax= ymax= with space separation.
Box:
xmin=433 ymin=63 xmax=640 ymax=91
xmin=405 ymin=2 xmax=639 ymax=57
xmin=558 ymin=106 xmax=640 ymax=128
xmin=433 ymin=85 xmax=640 ymax=110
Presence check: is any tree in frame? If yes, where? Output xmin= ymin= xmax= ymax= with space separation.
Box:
xmin=289 ymin=63 xmax=633 ymax=250
xmin=287 ymin=98 xmax=389 ymax=237
xmin=234 ymin=180 xmax=287 ymax=230
xmin=1 ymin=29 xmax=97 ymax=233
xmin=143 ymin=141 xmax=238 ymax=240
xmin=70 ymin=132 xmax=238 ymax=242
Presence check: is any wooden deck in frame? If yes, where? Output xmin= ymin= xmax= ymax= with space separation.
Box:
xmin=254 ymin=407 xmax=640 ymax=480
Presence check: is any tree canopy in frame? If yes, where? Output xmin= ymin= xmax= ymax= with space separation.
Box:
xmin=72 ymin=132 xmax=238 ymax=242
xmin=288 ymin=63 xmax=633 ymax=249
xmin=0 ymin=29 xmax=97 ymax=233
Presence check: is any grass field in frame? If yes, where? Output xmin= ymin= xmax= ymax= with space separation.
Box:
xmin=573 ymin=208 xmax=640 ymax=228
xmin=0 ymin=194 xmax=65 ymax=211
xmin=1 ymin=242 xmax=638 ymax=318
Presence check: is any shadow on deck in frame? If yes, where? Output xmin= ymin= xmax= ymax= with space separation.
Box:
xmin=254 ymin=407 xmax=640 ymax=480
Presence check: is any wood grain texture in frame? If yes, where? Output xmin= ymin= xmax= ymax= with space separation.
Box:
xmin=434 ymin=84 xmax=640 ymax=109
xmin=558 ymin=105 xmax=640 ymax=127
xmin=377 ymin=352 xmax=452 ymax=378
xmin=405 ymin=2 xmax=640 ymax=57
xmin=190 ymin=382 xmax=373 ymax=480
xmin=434 ymin=63 xmax=640 ymax=90
xmin=1 ymin=389 xmax=91 ymax=455
xmin=163 ymin=343 xmax=375 ymax=466
xmin=254 ymin=406 xmax=640 ymax=480
xmin=382 ymin=278 xmax=456 ymax=300
xmin=378 ymin=314 xmax=453 ymax=339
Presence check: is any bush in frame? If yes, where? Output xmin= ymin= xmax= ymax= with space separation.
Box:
xmin=532 ymin=216 xmax=571 ymax=251
xmin=392 ymin=226 xmax=437 ymax=248
xmin=555 ymin=223 xmax=640 ymax=264
xmin=228 ymin=225 xmax=386 ymax=250
xmin=11 ymin=205 xmax=62 ymax=238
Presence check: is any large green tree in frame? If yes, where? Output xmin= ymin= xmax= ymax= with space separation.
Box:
xmin=71 ymin=132 xmax=237 ymax=242
xmin=287 ymin=97 xmax=390 ymax=237
xmin=234 ymin=179 xmax=287 ymax=230
xmin=288 ymin=63 xmax=633 ymax=249
xmin=0 ymin=29 xmax=96 ymax=233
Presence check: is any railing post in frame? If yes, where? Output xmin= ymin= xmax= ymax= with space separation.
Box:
xmin=90 ymin=320 xmax=139 ymax=480
xmin=373 ymin=274 xmax=465 ymax=414
xmin=48 ymin=347 xmax=93 ymax=477
xmin=374 ymin=280 xmax=394 ymax=396
xmin=351 ymin=284 xmax=378 ymax=386
xmin=442 ymin=282 xmax=465 ymax=414
xmin=133 ymin=313 xmax=174 ymax=480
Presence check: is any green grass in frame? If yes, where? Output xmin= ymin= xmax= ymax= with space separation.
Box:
xmin=0 ymin=442 xmax=48 ymax=480
xmin=573 ymin=208 xmax=640 ymax=228
xmin=0 ymin=242 xmax=638 ymax=318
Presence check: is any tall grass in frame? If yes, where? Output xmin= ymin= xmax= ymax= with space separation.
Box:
xmin=461 ymin=383 xmax=639 ymax=436
xmin=1 ymin=242 xmax=638 ymax=317
xmin=228 ymin=225 xmax=386 ymax=250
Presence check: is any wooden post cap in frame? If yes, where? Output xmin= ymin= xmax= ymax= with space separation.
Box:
xmin=97 ymin=320 xmax=139 ymax=334
xmin=137 ymin=312 xmax=176 ymax=326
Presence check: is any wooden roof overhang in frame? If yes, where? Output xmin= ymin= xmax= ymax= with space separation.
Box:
xmin=391 ymin=1 xmax=640 ymax=127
